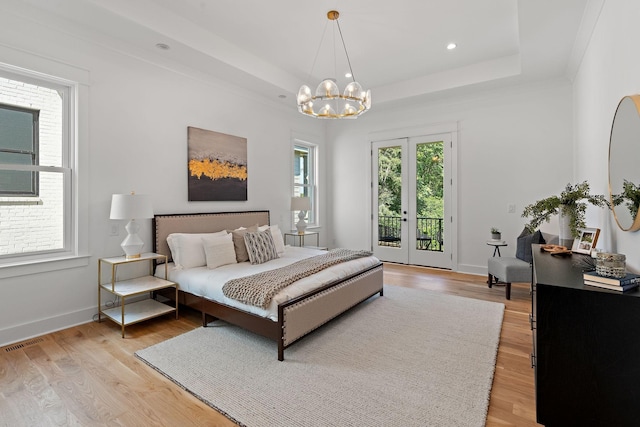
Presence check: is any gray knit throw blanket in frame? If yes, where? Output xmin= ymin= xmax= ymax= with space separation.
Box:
xmin=222 ymin=248 xmax=373 ymax=308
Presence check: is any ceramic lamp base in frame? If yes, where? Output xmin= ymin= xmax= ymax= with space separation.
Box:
xmin=121 ymin=219 xmax=145 ymax=259
xmin=296 ymin=210 xmax=307 ymax=234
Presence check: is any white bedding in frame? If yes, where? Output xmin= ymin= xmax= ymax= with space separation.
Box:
xmin=155 ymin=246 xmax=380 ymax=321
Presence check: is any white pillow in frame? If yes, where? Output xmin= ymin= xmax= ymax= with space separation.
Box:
xmin=202 ymin=233 xmax=237 ymax=269
xmin=167 ymin=231 xmax=228 ymax=269
xmin=256 ymin=224 xmax=285 ymax=255
xmin=269 ymin=224 xmax=286 ymax=255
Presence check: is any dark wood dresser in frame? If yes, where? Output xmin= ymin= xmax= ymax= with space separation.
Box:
xmin=531 ymin=245 xmax=640 ymax=426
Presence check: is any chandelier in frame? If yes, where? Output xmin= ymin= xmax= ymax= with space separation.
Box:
xmin=296 ymin=10 xmax=371 ymax=119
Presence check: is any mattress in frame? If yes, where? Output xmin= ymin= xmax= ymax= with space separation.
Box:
xmin=155 ymin=246 xmax=380 ymax=321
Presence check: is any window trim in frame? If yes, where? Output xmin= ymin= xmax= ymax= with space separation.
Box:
xmin=0 ymin=48 xmax=89 ymax=276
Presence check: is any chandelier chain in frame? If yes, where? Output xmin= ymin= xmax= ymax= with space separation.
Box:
xmin=335 ymin=19 xmax=356 ymax=83
xmin=307 ymin=20 xmax=330 ymax=83
xmin=332 ymin=20 xmax=337 ymax=83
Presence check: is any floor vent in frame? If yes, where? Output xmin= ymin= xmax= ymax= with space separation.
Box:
xmin=3 ymin=337 xmax=46 ymax=353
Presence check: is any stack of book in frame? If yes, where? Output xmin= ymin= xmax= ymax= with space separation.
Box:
xmin=583 ymin=271 xmax=640 ymax=292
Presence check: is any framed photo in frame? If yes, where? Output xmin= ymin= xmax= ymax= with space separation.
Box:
xmin=571 ymin=227 xmax=600 ymax=254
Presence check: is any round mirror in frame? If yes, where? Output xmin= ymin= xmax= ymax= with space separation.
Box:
xmin=609 ymin=95 xmax=640 ymax=231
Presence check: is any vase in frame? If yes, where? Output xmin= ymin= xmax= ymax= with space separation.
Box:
xmin=558 ymin=207 xmax=573 ymax=247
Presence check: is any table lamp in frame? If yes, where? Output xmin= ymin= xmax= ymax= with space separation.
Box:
xmin=291 ymin=196 xmax=311 ymax=234
xmin=109 ymin=192 xmax=154 ymax=259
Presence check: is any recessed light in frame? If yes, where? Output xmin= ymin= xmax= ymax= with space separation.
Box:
xmin=155 ymin=43 xmax=170 ymax=50
xmin=447 ymin=43 xmax=457 ymax=50
xmin=345 ymin=72 xmax=352 ymax=78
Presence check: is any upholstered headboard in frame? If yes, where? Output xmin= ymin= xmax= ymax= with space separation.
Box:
xmin=152 ymin=211 xmax=270 ymax=263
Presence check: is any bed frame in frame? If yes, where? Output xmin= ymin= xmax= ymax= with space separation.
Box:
xmin=152 ymin=211 xmax=384 ymax=361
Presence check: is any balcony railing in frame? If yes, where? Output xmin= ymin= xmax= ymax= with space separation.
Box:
xmin=378 ymin=216 xmax=444 ymax=252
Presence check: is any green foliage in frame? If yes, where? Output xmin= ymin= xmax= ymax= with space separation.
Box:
xmin=377 ymin=146 xmax=402 ymax=216
xmin=377 ymin=142 xmax=444 ymax=219
xmin=521 ymin=181 xmax=609 ymax=238
xmin=611 ymin=180 xmax=640 ymax=219
xmin=490 ymin=227 xmax=500 ymax=234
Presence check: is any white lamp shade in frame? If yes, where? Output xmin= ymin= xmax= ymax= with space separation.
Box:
xmin=291 ymin=196 xmax=311 ymax=211
xmin=110 ymin=194 xmax=154 ymax=220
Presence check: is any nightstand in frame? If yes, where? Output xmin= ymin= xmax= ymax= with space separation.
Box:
xmin=284 ymin=231 xmax=320 ymax=247
xmin=98 ymin=252 xmax=178 ymax=337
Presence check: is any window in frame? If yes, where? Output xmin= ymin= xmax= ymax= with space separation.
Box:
xmin=293 ymin=140 xmax=318 ymax=228
xmin=0 ymin=103 xmax=39 ymax=196
xmin=0 ymin=68 xmax=74 ymax=261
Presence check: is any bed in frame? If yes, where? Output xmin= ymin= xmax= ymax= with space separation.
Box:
xmin=152 ymin=211 xmax=384 ymax=360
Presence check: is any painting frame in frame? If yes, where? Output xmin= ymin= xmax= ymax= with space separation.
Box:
xmin=187 ymin=127 xmax=248 ymax=201
xmin=571 ymin=227 xmax=600 ymax=255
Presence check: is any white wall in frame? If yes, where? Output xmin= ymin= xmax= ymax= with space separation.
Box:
xmin=0 ymin=5 xmax=324 ymax=346
xmin=573 ymin=0 xmax=640 ymax=271
xmin=327 ymin=80 xmax=575 ymax=275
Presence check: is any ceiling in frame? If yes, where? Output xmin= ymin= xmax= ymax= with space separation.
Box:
xmin=19 ymin=0 xmax=594 ymax=109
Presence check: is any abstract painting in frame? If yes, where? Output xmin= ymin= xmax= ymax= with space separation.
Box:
xmin=187 ymin=127 xmax=247 ymax=201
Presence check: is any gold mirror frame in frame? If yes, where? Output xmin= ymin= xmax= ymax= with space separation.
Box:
xmin=609 ymin=94 xmax=640 ymax=231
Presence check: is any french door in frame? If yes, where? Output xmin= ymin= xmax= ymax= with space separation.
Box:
xmin=372 ymin=134 xmax=452 ymax=268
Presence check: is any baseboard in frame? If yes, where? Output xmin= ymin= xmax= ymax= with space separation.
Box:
xmin=0 ymin=293 xmax=154 ymax=347
xmin=0 ymin=306 xmax=96 ymax=347
xmin=457 ymin=263 xmax=488 ymax=276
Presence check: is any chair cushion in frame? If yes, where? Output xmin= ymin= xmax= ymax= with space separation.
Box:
xmin=516 ymin=228 xmax=545 ymax=263
xmin=488 ymin=257 xmax=532 ymax=283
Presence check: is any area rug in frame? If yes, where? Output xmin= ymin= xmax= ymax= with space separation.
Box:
xmin=136 ymin=285 xmax=504 ymax=427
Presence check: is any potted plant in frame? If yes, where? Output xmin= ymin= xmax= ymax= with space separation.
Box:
xmin=522 ymin=181 xmax=609 ymax=239
xmin=490 ymin=227 xmax=501 ymax=240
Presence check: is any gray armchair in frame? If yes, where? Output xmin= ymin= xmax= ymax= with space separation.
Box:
xmin=487 ymin=230 xmax=557 ymax=300
xmin=487 ymin=257 xmax=531 ymax=300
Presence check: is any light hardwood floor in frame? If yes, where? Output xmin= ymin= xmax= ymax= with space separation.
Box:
xmin=0 ymin=264 xmax=541 ymax=426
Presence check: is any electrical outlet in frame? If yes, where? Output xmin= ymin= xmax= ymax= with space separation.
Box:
xmin=110 ymin=224 xmax=119 ymax=236
xmin=507 ymin=203 xmax=516 ymax=214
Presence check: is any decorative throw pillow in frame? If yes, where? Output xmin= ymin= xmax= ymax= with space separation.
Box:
xmin=202 ymin=233 xmax=237 ymax=269
xmin=231 ymin=225 xmax=258 ymax=262
xmin=256 ymin=224 xmax=286 ymax=255
xmin=167 ymin=231 xmax=228 ymax=269
xmin=516 ymin=228 xmax=546 ymax=263
xmin=243 ymin=229 xmax=279 ymax=265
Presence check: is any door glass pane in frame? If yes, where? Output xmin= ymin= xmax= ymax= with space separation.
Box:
xmin=415 ymin=141 xmax=444 ymax=252
xmin=377 ymin=146 xmax=402 ymax=248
